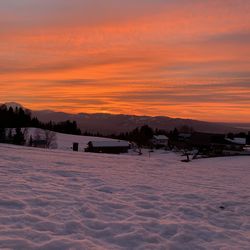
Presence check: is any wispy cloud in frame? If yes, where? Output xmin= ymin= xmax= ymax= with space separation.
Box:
xmin=0 ymin=0 xmax=250 ymax=122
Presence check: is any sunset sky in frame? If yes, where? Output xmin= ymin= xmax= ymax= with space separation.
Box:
xmin=1 ymin=0 xmax=250 ymax=122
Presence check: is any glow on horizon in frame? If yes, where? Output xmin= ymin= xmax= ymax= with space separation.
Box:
xmin=0 ymin=0 xmax=250 ymax=122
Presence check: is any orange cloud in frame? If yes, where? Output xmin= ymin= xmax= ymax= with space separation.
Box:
xmin=1 ymin=0 xmax=250 ymax=122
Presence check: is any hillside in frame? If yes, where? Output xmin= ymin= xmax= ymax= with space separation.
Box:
xmin=0 ymin=144 xmax=249 ymax=249
xmin=32 ymin=110 xmax=241 ymax=135
xmin=1 ymin=102 xmax=243 ymax=135
xmin=26 ymin=127 xmax=119 ymax=152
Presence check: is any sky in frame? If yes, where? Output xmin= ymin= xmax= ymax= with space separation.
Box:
xmin=0 ymin=0 xmax=250 ymax=122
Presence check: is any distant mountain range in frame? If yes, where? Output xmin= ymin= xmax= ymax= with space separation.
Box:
xmin=2 ymin=102 xmax=247 ymax=135
xmin=32 ymin=110 xmax=246 ymax=135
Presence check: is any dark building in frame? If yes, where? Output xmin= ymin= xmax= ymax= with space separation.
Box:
xmin=151 ymin=135 xmax=169 ymax=148
xmin=73 ymin=142 xmax=79 ymax=152
xmin=85 ymin=140 xmax=130 ymax=154
xmin=187 ymin=133 xmax=246 ymax=155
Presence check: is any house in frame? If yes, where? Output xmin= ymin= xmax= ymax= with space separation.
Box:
xmin=187 ymin=133 xmax=246 ymax=155
xmin=85 ymin=140 xmax=130 ymax=154
xmin=225 ymin=137 xmax=246 ymax=146
xmin=187 ymin=133 xmax=224 ymax=153
xmin=151 ymin=135 xmax=169 ymax=148
xmin=225 ymin=137 xmax=246 ymax=151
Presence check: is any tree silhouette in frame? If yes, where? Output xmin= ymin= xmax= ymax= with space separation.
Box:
xmin=0 ymin=128 xmax=6 ymax=142
xmin=13 ymin=128 xmax=25 ymax=145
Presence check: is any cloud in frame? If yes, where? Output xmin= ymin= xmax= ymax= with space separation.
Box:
xmin=0 ymin=0 xmax=172 ymax=31
xmin=0 ymin=0 xmax=250 ymax=122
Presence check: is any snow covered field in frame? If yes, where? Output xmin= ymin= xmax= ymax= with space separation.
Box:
xmin=0 ymin=144 xmax=249 ymax=249
xmin=25 ymin=128 xmax=119 ymax=151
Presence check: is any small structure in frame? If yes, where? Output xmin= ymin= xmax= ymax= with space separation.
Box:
xmin=73 ymin=142 xmax=79 ymax=152
xmin=85 ymin=140 xmax=130 ymax=154
xmin=224 ymin=137 xmax=246 ymax=151
xmin=151 ymin=135 xmax=169 ymax=148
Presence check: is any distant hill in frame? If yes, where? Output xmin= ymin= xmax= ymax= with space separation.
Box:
xmin=32 ymin=110 xmax=244 ymax=135
xmin=2 ymin=102 xmax=245 ymax=135
xmin=227 ymin=123 xmax=250 ymax=131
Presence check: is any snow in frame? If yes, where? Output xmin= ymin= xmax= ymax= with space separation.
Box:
xmin=153 ymin=135 xmax=168 ymax=140
xmin=3 ymin=102 xmax=24 ymax=109
xmin=226 ymin=137 xmax=247 ymax=145
xmin=0 ymin=143 xmax=250 ymax=249
xmin=26 ymin=128 xmax=119 ymax=151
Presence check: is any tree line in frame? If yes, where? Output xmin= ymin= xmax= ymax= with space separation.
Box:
xmin=1 ymin=104 xmax=250 ymax=148
xmin=84 ymin=125 xmax=168 ymax=147
xmin=0 ymin=104 xmax=81 ymax=145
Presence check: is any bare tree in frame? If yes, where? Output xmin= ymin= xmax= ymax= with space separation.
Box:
xmin=34 ymin=128 xmax=42 ymax=141
xmin=23 ymin=128 xmax=29 ymax=145
xmin=44 ymin=130 xmax=57 ymax=149
xmin=34 ymin=128 xmax=57 ymax=149
xmin=181 ymin=148 xmax=191 ymax=162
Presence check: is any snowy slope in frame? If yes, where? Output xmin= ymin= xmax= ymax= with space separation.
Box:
xmin=0 ymin=144 xmax=250 ymax=249
xmin=26 ymin=128 xmax=122 ymax=151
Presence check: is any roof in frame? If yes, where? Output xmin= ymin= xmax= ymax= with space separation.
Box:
xmin=225 ymin=138 xmax=246 ymax=145
xmin=89 ymin=140 xmax=130 ymax=148
xmin=153 ymin=135 xmax=168 ymax=140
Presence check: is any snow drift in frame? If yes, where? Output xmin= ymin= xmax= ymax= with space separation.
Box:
xmin=0 ymin=144 xmax=249 ymax=249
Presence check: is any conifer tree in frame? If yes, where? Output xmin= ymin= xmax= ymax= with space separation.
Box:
xmin=13 ymin=128 xmax=25 ymax=145
xmin=0 ymin=128 xmax=6 ymax=142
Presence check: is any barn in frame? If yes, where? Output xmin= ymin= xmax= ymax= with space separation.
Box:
xmin=151 ymin=135 xmax=169 ymax=148
xmin=85 ymin=140 xmax=130 ymax=154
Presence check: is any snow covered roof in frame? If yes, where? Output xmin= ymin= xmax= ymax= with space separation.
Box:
xmin=225 ymin=137 xmax=246 ymax=145
xmin=89 ymin=140 xmax=130 ymax=148
xmin=153 ymin=135 xmax=168 ymax=140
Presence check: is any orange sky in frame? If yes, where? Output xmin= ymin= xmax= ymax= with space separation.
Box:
xmin=1 ymin=0 xmax=250 ymax=122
